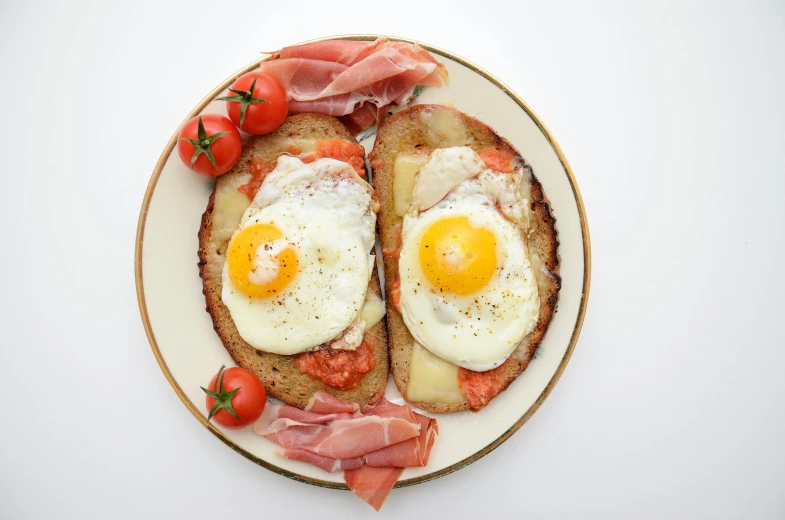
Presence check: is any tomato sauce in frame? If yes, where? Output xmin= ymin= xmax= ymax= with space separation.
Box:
xmin=478 ymin=148 xmax=516 ymax=173
xmin=238 ymin=140 xmax=367 ymax=200
xmin=294 ymin=340 xmax=375 ymax=391
xmin=389 ymin=280 xmax=401 ymax=313
xmin=316 ymin=140 xmax=366 ymax=177
xmin=370 ymin=157 xmax=385 ymax=170
xmin=457 ymin=357 xmax=513 ymax=410
xmin=239 ymin=157 xmax=276 ymax=200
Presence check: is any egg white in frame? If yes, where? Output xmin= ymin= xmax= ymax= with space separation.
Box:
xmin=398 ymin=147 xmax=540 ymax=371
xmin=221 ymin=156 xmax=376 ymax=355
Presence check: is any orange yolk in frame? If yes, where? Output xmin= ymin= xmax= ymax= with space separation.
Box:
xmin=227 ymin=223 xmax=298 ymax=298
xmin=418 ymin=216 xmax=497 ymax=295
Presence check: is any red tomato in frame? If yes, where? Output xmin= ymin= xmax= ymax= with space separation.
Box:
xmin=219 ymin=72 xmax=288 ymax=134
xmin=201 ymin=365 xmax=266 ymax=429
xmin=177 ymin=114 xmax=242 ymax=176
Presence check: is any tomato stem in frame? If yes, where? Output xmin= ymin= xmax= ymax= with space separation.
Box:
xmin=180 ymin=117 xmax=229 ymax=171
xmin=217 ymin=76 xmax=269 ymax=129
xmin=200 ymin=365 xmax=242 ymax=421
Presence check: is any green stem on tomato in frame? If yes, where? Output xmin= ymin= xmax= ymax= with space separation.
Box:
xmin=217 ymin=77 xmax=269 ymax=129
xmin=200 ymin=365 xmax=241 ymax=420
xmin=180 ymin=117 xmax=229 ymax=171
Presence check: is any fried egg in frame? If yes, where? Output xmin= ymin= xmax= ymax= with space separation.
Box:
xmin=221 ymin=155 xmax=376 ymax=355
xmin=398 ymin=147 xmax=540 ymax=371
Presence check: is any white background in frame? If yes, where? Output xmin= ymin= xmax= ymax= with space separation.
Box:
xmin=1 ymin=0 xmax=784 ymax=518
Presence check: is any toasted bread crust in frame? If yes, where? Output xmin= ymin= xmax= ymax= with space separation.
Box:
xmin=198 ymin=114 xmax=388 ymax=409
xmin=369 ymin=104 xmax=561 ymax=413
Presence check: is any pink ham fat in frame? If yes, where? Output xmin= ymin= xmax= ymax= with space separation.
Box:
xmin=278 ymin=448 xmax=364 ymax=473
xmin=305 ymin=390 xmax=360 ymax=414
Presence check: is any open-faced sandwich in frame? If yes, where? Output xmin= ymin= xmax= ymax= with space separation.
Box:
xmin=370 ymin=104 xmax=561 ymax=412
xmin=181 ymin=39 xmax=455 ymax=511
xmin=198 ymin=114 xmax=388 ymax=408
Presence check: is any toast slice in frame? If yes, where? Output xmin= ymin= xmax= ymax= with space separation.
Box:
xmin=369 ymin=104 xmax=560 ymax=413
xmin=198 ymin=114 xmax=388 ymax=409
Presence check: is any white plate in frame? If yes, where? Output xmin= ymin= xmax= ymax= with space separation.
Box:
xmin=135 ymin=35 xmax=591 ymax=489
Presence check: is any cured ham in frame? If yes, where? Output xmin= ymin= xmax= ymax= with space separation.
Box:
xmin=340 ymin=103 xmax=386 ymax=134
xmin=261 ymin=48 xmax=434 ymax=107
xmin=366 ymin=60 xmax=435 ymax=106
xmin=364 ymin=413 xmax=438 ymax=468
xmin=279 ymin=38 xmax=383 ymax=66
xmin=254 ymin=392 xmax=439 ymax=511
xmin=387 ymin=41 xmax=449 ymax=85
xmin=344 ymin=466 xmax=404 ymax=512
xmin=321 ymin=47 xmax=427 ymax=100
xmin=363 ymin=396 xmax=417 ymax=422
xmin=288 ymin=95 xmax=363 ymax=117
xmin=305 ymin=390 xmax=360 ymax=414
xmin=264 ymin=405 xmax=437 ymax=468
xmin=278 ymin=448 xmax=364 ymax=472
xmin=262 ymin=403 xmax=354 ymax=424
xmin=263 ymin=38 xmax=449 ymax=133
xmin=258 ymin=59 xmax=348 ymax=102
xmin=259 ymin=416 xmax=420 ymax=459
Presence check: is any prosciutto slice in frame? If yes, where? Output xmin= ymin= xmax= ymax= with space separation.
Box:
xmin=288 ymin=94 xmax=365 ymax=117
xmin=279 ymin=38 xmax=383 ymax=66
xmin=364 ymin=413 xmax=438 ymax=468
xmin=265 ymin=408 xmax=437 ymax=469
xmin=387 ymin=41 xmax=449 ymax=86
xmin=339 ymin=102 xmax=380 ymax=134
xmin=344 ymin=466 xmax=404 ymax=512
xmin=366 ymin=61 xmax=436 ymax=106
xmin=260 ymin=416 xmax=420 ymax=459
xmin=305 ymin=390 xmax=360 ymax=414
xmin=278 ymin=448 xmax=363 ymax=473
xmin=258 ymin=59 xmax=348 ymax=102
xmin=255 ymin=392 xmax=439 ymax=511
xmin=363 ymin=396 xmax=417 ymax=421
xmin=262 ymin=403 xmax=354 ymax=424
xmin=262 ymin=38 xmax=449 ymax=133
xmin=319 ymin=47 xmax=424 ymax=100
xmin=262 ymin=47 xmax=428 ymax=103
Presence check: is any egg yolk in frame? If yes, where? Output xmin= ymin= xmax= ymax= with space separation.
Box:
xmin=419 ymin=216 xmax=497 ymax=295
xmin=227 ymin=223 xmax=298 ymax=298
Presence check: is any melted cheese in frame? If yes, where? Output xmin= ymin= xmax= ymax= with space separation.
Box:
xmin=419 ymin=108 xmax=469 ymax=147
xmin=393 ymin=153 xmax=428 ymax=216
xmin=211 ymin=137 xmax=319 ymax=242
xmin=212 ymin=173 xmax=252 ymax=245
xmin=519 ymin=167 xmax=532 ymax=201
xmin=284 ymin=138 xmax=318 ymax=154
xmin=410 ymin=146 xmax=485 ymax=212
xmin=361 ymin=289 xmax=386 ymax=331
xmin=406 ymin=342 xmax=465 ymax=405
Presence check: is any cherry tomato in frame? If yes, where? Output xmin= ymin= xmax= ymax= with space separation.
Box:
xmin=177 ymin=114 xmax=242 ymax=176
xmin=201 ymin=365 xmax=266 ymax=429
xmin=219 ymin=72 xmax=288 ymax=135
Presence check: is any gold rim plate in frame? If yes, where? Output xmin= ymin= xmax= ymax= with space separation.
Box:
xmin=135 ymin=34 xmax=591 ymax=490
